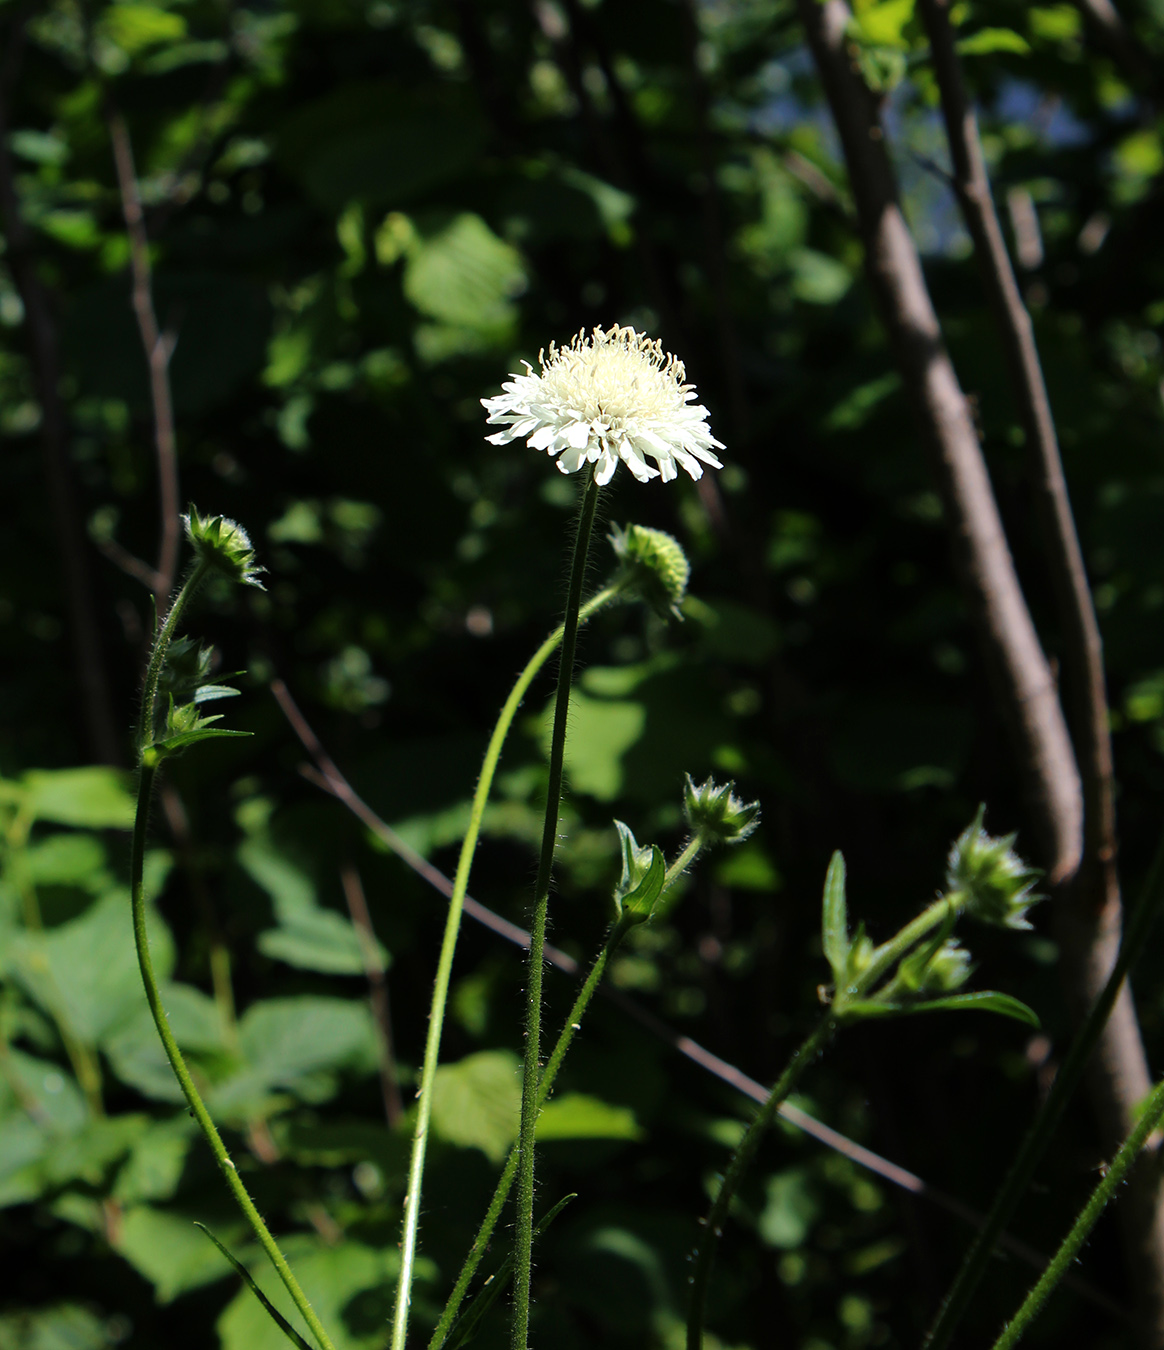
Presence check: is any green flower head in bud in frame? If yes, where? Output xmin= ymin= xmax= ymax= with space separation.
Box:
xmin=609 ymin=523 xmax=690 ymax=620
xmin=899 ymin=937 xmax=972 ymax=996
xmin=683 ymin=774 xmax=760 ymax=846
xmin=159 ymin=637 xmax=215 ymax=702
xmin=612 ymin=821 xmax=665 ymax=926
xmin=183 ymin=506 xmax=264 ymax=589
xmin=946 ymin=806 xmax=1042 ymax=931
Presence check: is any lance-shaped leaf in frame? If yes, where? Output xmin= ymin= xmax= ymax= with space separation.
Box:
xmin=195 ymin=1224 xmax=313 ymax=1350
xmin=839 ymin=991 xmax=1039 ymax=1027
xmin=612 ymin=821 xmax=666 ymax=926
xmin=821 ymin=851 xmax=849 ymax=986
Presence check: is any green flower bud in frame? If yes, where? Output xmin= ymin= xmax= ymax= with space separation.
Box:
xmin=612 ymin=821 xmax=665 ymax=926
xmin=609 ymin=523 xmax=690 ymax=619
xmin=683 ymin=774 xmax=760 ymax=846
xmin=184 ymin=506 xmax=264 ymax=588
xmin=159 ymin=637 xmax=215 ymax=702
xmin=899 ymin=937 xmax=972 ymax=995
xmin=946 ymin=807 xmax=1042 ymax=931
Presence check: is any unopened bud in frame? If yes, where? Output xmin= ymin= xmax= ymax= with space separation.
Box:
xmin=683 ymin=774 xmax=760 ymax=846
xmin=184 ymin=506 xmax=264 ymax=589
xmin=946 ymin=807 xmax=1041 ymax=931
xmin=609 ymin=523 xmax=690 ymax=619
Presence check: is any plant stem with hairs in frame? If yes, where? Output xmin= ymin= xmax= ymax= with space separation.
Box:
xmin=390 ymin=553 xmax=621 ymax=1350
xmin=431 ymin=835 xmax=704 ymax=1349
xmin=132 ymin=560 xmax=336 ymax=1350
xmin=993 ymin=1072 xmax=1164 ymax=1350
xmin=512 ymin=468 xmax=601 ymax=1350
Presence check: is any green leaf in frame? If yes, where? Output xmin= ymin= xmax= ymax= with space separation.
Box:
xmin=10 ymin=892 xmax=175 ymax=1046
xmin=821 ymin=851 xmax=849 ymax=985
xmin=217 ymin=1239 xmax=412 ymax=1350
xmin=840 ymin=991 xmax=1040 ymax=1026
xmin=196 ymin=1225 xmax=312 ymax=1346
xmin=20 ymin=768 xmax=135 ymax=830
xmin=617 ymin=840 xmax=665 ymax=924
xmin=24 ymin=833 xmax=110 ymax=891
xmin=444 ymin=1194 xmax=575 ymax=1349
xmin=192 ymin=684 xmax=242 ymax=704
xmin=541 ymin=691 xmax=646 ymax=801
xmin=156 ymin=727 xmax=253 ymax=754
xmin=0 ymin=1304 xmax=113 ymax=1350
xmin=118 ymin=1209 xmax=241 ymax=1303
xmin=431 ymin=1050 xmax=521 ymax=1164
xmin=403 ymin=213 xmax=526 ymax=334
xmin=98 ymin=4 xmax=187 ymax=54
xmin=113 ymin=1115 xmax=197 ymax=1204
xmin=956 ymin=27 xmax=1031 ymax=56
xmin=537 ymin=1094 xmax=644 ymax=1143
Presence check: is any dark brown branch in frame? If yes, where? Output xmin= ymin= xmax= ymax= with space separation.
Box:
xmin=0 ymin=12 xmax=121 ymax=766
xmin=107 ymin=112 xmax=182 ymax=617
xmin=339 ymin=860 xmax=404 ymax=1128
xmin=1071 ymin=0 xmax=1156 ymax=92
xmin=918 ymin=3 xmax=1164 ymax=1337
xmin=796 ymin=0 xmax=1081 ymax=879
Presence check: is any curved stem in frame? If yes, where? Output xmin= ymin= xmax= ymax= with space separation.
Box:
xmin=131 ymin=564 xmax=336 ymax=1350
xmin=686 ymin=1016 xmax=837 ymax=1350
xmin=389 ymin=571 xmax=620 ymax=1350
xmin=923 ymin=831 xmax=1164 ymax=1350
xmin=992 ymin=1073 xmax=1164 ymax=1350
xmin=512 ymin=469 xmax=601 ymax=1350
xmin=688 ymin=890 xmax=960 ymax=1347
xmin=431 ymin=833 xmax=707 ymax=1350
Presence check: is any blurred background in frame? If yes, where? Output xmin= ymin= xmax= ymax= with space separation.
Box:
xmin=1 ymin=1 xmax=1163 ymax=1347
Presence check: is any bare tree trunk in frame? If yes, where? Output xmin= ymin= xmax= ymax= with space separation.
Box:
xmin=795 ymin=0 xmax=1164 ymax=1339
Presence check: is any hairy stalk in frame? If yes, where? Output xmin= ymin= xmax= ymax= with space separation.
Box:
xmin=390 ymin=567 xmax=620 ymax=1350
xmin=686 ymin=893 xmax=961 ymax=1349
xmin=133 ymin=565 xmax=336 ymax=1350
xmin=513 ymin=469 xmax=601 ymax=1350
xmin=431 ymin=836 xmax=705 ymax=1349
xmin=993 ymin=1072 xmax=1164 ymax=1350
xmin=924 ymin=831 xmax=1164 ymax=1350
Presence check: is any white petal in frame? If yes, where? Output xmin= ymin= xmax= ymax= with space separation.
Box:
xmin=658 ymin=456 xmax=678 ymax=483
xmin=558 ymin=444 xmax=588 ymax=473
xmin=528 ymin=425 xmax=556 ymax=451
xmin=486 ymin=430 xmax=517 ymax=445
xmin=594 ymin=452 xmax=618 ymax=486
xmin=564 ymin=420 xmax=592 ymax=449
xmin=619 ymin=442 xmax=660 ymax=481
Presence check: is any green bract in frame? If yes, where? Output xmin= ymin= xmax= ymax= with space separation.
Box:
xmin=609 ymin=523 xmax=690 ymax=619
xmin=183 ymin=507 xmax=265 ymax=589
xmin=945 ymin=807 xmax=1042 ymax=931
xmin=683 ymin=774 xmax=760 ymax=846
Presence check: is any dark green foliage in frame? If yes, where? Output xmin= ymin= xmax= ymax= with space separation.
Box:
xmin=2 ymin=0 xmax=1164 ymax=1347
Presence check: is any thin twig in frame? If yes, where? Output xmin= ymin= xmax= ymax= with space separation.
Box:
xmin=107 ymin=112 xmax=182 ymax=617
xmin=0 ymin=9 xmax=121 ymax=766
xmin=267 ymin=677 xmax=1126 ymax=1321
xmin=339 ymin=860 xmax=403 ymax=1128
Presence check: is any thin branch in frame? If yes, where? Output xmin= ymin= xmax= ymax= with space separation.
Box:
xmin=339 ymin=860 xmax=403 ymax=1128
xmin=107 ymin=112 xmax=182 ymax=617
xmin=796 ymin=0 xmax=1081 ymax=881
xmin=0 ymin=11 xmax=121 ymax=766
xmin=917 ymin=3 xmax=1164 ymax=1335
xmin=266 ymin=677 xmax=1125 ymax=1320
xmin=1070 ymin=0 xmax=1156 ymax=92
xmin=92 ymin=532 xmax=162 ymax=592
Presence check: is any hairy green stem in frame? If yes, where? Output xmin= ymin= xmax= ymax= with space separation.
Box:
xmin=132 ymin=565 xmax=337 ymax=1350
xmin=513 ymin=469 xmax=601 ymax=1350
xmin=687 ymin=891 xmax=961 ymax=1348
xmin=389 ymin=568 xmax=620 ymax=1350
xmin=992 ymin=1073 xmax=1164 ymax=1349
xmin=430 ymin=834 xmax=706 ymax=1350
xmin=686 ymin=1016 xmax=837 ymax=1350
xmin=923 ymin=833 xmax=1164 ymax=1350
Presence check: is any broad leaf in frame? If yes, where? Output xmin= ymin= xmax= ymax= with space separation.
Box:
xmin=431 ymin=1050 xmax=520 ymax=1164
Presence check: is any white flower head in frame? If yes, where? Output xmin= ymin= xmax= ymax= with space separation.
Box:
xmin=481 ymin=325 xmax=724 ymax=486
